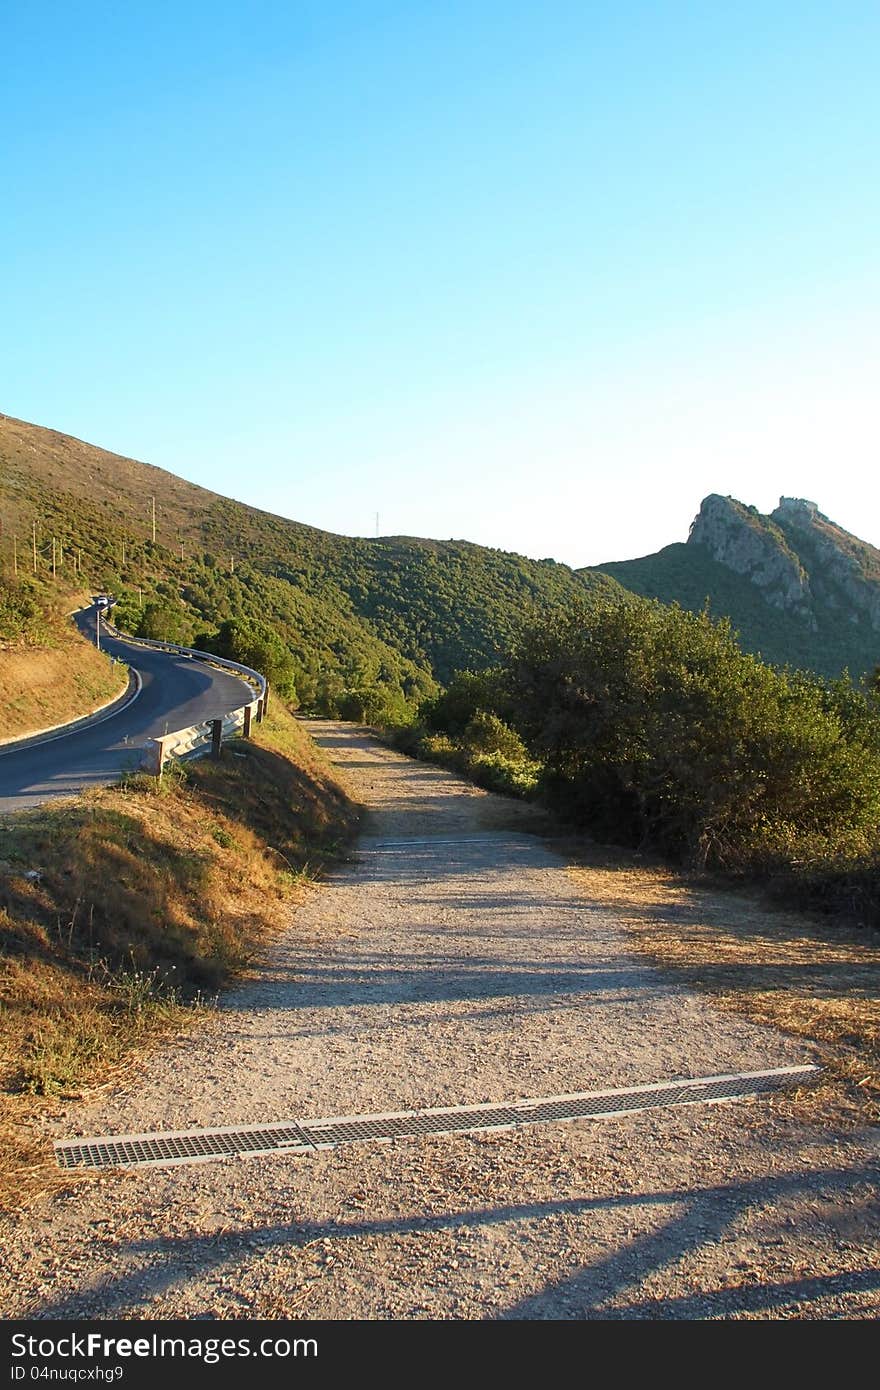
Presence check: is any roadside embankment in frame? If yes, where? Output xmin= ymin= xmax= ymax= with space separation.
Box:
xmin=0 ymin=610 xmax=127 ymax=743
xmin=0 ymin=702 xmax=359 ymax=1211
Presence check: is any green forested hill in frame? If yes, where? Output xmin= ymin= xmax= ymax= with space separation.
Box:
xmin=8 ymin=414 xmax=876 ymax=701
xmin=591 ymin=495 xmax=880 ymax=680
xmin=0 ymin=412 xmax=618 ymax=709
xmin=593 ymin=542 xmax=835 ymax=675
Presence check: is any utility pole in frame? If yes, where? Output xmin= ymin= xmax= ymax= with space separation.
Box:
xmin=122 ymin=538 xmax=126 ymax=567
xmin=375 ymin=511 xmax=379 ymax=538
xmin=230 ymin=554 xmax=234 ymax=574
xmin=52 ymin=537 xmax=56 ymax=578
xmin=151 ymin=496 xmax=156 ymax=544
xmin=32 ymin=520 xmax=37 ymax=573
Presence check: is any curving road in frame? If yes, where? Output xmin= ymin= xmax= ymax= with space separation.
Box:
xmin=0 ymin=607 xmax=256 ymax=812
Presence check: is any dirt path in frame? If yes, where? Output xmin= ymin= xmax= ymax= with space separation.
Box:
xmin=1 ymin=723 xmax=878 ymax=1319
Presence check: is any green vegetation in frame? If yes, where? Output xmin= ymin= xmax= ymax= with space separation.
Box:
xmin=405 ymin=598 xmax=880 ymax=928
xmin=0 ymin=413 xmax=621 ymax=722
xmin=388 ymin=668 xmax=540 ymax=797
xmin=0 ymin=577 xmax=52 ymax=647
xmin=398 ymin=718 xmax=541 ymax=799
xmin=4 ymin=412 xmax=880 ymax=932
xmin=595 ymin=499 xmax=880 ymax=683
xmin=509 ymin=599 xmax=880 ymax=870
xmin=596 ymin=543 xmax=827 ymax=671
xmin=196 ymin=618 xmax=298 ymax=699
xmin=0 ymin=576 xmax=128 ymax=739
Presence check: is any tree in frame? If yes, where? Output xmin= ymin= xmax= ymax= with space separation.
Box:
xmin=509 ymin=598 xmax=880 ymax=869
xmin=137 ymin=602 xmax=188 ymax=644
xmin=205 ymin=619 xmax=297 ymax=700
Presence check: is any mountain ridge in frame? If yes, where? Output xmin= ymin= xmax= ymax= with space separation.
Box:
xmin=595 ymin=492 xmax=880 ymax=679
xmin=3 ymin=410 xmax=879 ymax=687
xmin=0 ymin=412 xmax=619 ymax=706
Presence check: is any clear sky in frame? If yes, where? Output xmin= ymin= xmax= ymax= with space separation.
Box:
xmin=3 ymin=2 xmax=878 ymax=566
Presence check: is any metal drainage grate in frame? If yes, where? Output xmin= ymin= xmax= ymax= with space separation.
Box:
xmin=54 ymin=1064 xmax=818 ymax=1172
xmin=54 ymin=1121 xmax=316 ymax=1172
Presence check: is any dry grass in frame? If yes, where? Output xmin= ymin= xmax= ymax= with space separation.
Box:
xmin=562 ymin=839 xmax=880 ymax=1127
xmin=0 ymin=412 xmax=223 ymax=550
xmin=0 ymin=703 xmax=359 ymax=1212
xmin=0 ymin=619 xmax=126 ymax=740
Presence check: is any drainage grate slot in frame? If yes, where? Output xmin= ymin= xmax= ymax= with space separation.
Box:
xmin=54 ymin=1064 xmax=818 ymax=1171
xmin=300 ymin=1105 xmax=523 ymax=1149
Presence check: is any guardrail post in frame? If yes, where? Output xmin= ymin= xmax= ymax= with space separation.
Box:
xmin=258 ymin=684 xmax=269 ymax=722
xmin=211 ymin=718 xmax=223 ymax=759
xmin=142 ymin=738 xmax=167 ymax=776
xmin=243 ymin=703 xmax=253 ymax=738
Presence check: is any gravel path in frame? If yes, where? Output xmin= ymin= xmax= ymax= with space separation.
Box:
xmin=1 ymin=722 xmax=878 ymax=1319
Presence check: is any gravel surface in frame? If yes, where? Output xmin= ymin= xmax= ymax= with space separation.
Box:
xmin=1 ymin=722 xmax=878 ymax=1320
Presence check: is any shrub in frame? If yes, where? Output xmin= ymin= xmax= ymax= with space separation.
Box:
xmin=338 ymin=684 xmax=416 ymax=728
xmin=511 ymin=598 xmax=880 ymax=869
xmin=0 ymin=580 xmax=48 ymax=645
xmin=419 ymin=668 xmax=511 ymax=735
xmin=203 ymin=619 xmax=297 ymax=700
xmin=462 ymin=711 xmax=529 ymax=760
xmin=137 ymin=601 xmax=190 ymax=645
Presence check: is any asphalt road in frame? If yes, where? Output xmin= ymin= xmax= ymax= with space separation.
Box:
xmin=0 ymin=608 xmax=256 ymax=812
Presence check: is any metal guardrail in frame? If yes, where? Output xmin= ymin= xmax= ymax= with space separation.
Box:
xmin=101 ymin=616 xmax=267 ymax=699
xmin=100 ymin=608 xmax=269 ymax=775
xmin=141 ymin=700 xmax=263 ymax=776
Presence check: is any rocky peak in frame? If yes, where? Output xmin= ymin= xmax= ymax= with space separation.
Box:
xmin=772 ymin=497 xmax=823 ymax=528
xmin=687 ymin=494 xmax=815 ymax=625
xmin=771 ymin=498 xmax=880 ymax=632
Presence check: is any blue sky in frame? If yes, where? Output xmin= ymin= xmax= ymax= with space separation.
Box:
xmin=3 ymin=2 xmax=878 ymax=565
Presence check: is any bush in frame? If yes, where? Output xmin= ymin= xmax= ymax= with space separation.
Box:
xmin=419 ymin=668 xmax=511 ymax=735
xmin=202 ymin=619 xmax=297 ymax=700
xmin=764 ymin=852 xmax=880 ymax=930
xmin=462 ymin=711 xmax=529 ymax=760
xmin=0 ymin=580 xmax=48 ymax=645
xmin=338 ymin=684 xmax=416 ymax=727
xmin=109 ymin=593 xmax=142 ymax=634
xmin=408 ymin=729 xmax=540 ymax=798
xmin=511 ymin=599 xmax=880 ymax=869
xmin=465 ymin=749 xmax=541 ymax=796
xmin=137 ymin=602 xmax=190 ymax=645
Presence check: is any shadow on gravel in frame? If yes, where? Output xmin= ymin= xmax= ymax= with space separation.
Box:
xmin=351 ymin=844 xmax=558 ymax=886
xmin=27 ymin=1157 xmax=880 ymax=1320
xmin=500 ymin=1159 xmax=880 ymax=1321
xmin=244 ymin=953 xmax=665 ymax=1010
xmin=576 ymin=1266 xmax=880 ymax=1319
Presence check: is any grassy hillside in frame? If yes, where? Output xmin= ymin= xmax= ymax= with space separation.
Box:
xmin=0 ymin=578 xmax=128 ymax=740
xmin=0 ymin=412 xmax=620 ymax=703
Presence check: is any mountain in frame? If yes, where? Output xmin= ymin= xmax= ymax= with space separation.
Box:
xmin=593 ymin=494 xmax=880 ymax=680
xmin=7 ymin=411 xmax=877 ymax=692
xmin=0 ymin=412 xmax=619 ymax=705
